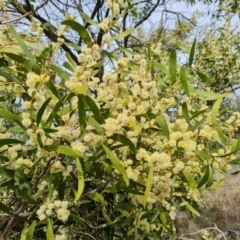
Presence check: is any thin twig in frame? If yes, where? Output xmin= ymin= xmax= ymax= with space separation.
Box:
xmin=0 ymin=0 xmax=49 ymax=24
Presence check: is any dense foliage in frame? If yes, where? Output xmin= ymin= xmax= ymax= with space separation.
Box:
xmin=0 ymin=0 xmax=240 ymax=239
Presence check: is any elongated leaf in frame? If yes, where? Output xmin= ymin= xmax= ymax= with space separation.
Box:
xmin=211 ymin=97 xmax=223 ymax=124
xmin=85 ymin=95 xmax=105 ymax=123
xmin=111 ymin=28 xmax=134 ymax=40
xmin=121 ymin=88 xmax=130 ymax=106
xmin=102 ymin=144 xmax=129 ymax=186
xmin=44 ymin=145 xmax=84 ymax=158
xmin=195 ymin=150 xmax=212 ymax=160
xmin=183 ymin=172 xmax=197 ymax=191
xmin=75 ymin=158 xmax=85 ymax=202
xmin=78 ymin=95 xmax=87 ymax=133
xmin=86 ymin=116 xmax=103 ymax=133
xmin=89 ymin=192 xmax=104 ymax=203
xmin=198 ymin=166 xmax=210 ymax=188
xmin=189 ymin=38 xmax=196 ymax=67
xmin=62 ymin=20 xmax=92 ymax=47
xmin=169 ymin=50 xmax=177 ymax=84
xmin=197 ymin=71 xmax=213 ymax=84
xmin=143 ymin=164 xmax=153 ymax=208
xmin=118 ymin=44 xmax=134 ymax=56
xmin=182 ymin=102 xmax=190 ymax=125
xmin=46 ymin=218 xmax=54 ymax=240
xmin=205 ymin=165 xmax=214 ymax=187
xmin=81 ymin=12 xmax=100 ymax=28
xmin=17 ymin=190 xmax=38 ymax=204
xmin=45 ymin=145 xmax=84 ymax=158
xmin=230 ymin=158 xmax=240 ymax=164
xmin=158 ymin=204 xmax=168 ymax=229
xmin=0 ymin=138 xmax=24 ymax=147
xmin=65 ymin=42 xmax=81 ymax=51
xmin=63 ymin=61 xmax=74 ymax=72
xmin=0 ymin=168 xmax=15 ymax=178
xmin=156 ymin=115 xmax=170 ymax=140
xmin=186 ymin=203 xmax=200 ymax=216
xmin=20 ymin=220 xmax=37 ymax=240
xmin=66 ymin=52 xmax=76 ymax=70
xmin=50 ymin=64 xmax=69 ymax=81
xmin=110 ymin=133 xmax=137 ymax=154
xmin=0 ymin=201 xmax=11 ymax=214
xmin=0 ymin=108 xmax=21 ymax=121
xmin=180 ymin=67 xmax=189 ymax=96
xmin=196 ymin=91 xmax=231 ymax=100
xmin=190 ymin=116 xmax=207 ymax=131
xmin=36 ymin=97 xmax=51 ymax=126
xmin=216 ymin=128 xmax=227 ymax=146
xmin=8 ymin=25 xmax=36 ymax=65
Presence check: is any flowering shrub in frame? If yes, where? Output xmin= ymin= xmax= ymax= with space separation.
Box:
xmin=0 ymin=1 xmax=240 ymax=239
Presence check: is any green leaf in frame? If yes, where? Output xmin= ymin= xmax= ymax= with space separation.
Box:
xmin=86 ymin=116 xmax=103 ymax=133
xmin=195 ymin=150 xmax=212 ymax=160
xmin=45 ymin=145 xmax=84 ymax=158
xmin=64 ymin=42 xmax=81 ymax=51
xmin=158 ymin=204 xmax=168 ymax=229
xmin=0 ymin=168 xmax=15 ymax=178
xmin=0 ymin=138 xmax=24 ymax=147
xmin=182 ymin=102 xmax=190 ymax=125
xmin=66 ymin=52 xmax=76 ymax=71
xmin=111 ymin=28 xmax=134 ymax=40
xmin=81 ymin=12 xmax=100 ymax=28
xmin=88 ymin=192 xmax=104 ymax=203
xmin=85 ymin=95 xmax=105 ymax=123
xmin=46 ymin=218 xmax=54 ymax=240
xmin=62 ymin=20 xmax=92 ymax=47
xmin=0 ymin=108 xmax=21 ymax=121
xmin=156 ymin=115 xmax=170 ymax=140
xmin=20 ymin=221 xmax=37 ymax=240
xmin=8 ymin=25 xmax=37 ymax=65
xmin=190 ymin=116 xmax=207 ymax=131
xmin=216 ymin=128 xmax=227 ymax=146
xmin=154 ymin=61 xmax=170 ymax=76
xmin=211 ymin=97 xmax=223 ymax=124
xmin=143 ymin=163 xmax=153 ymax=208
xmin=118 ymin=44 xmax=135 ymax=56
xmin=169 ymin=50 xmax=177 ymax=84
xmin=75 ymin=158 xmax=85 ymax=202
xmin=230 ymin=158 xmax=240 ymax=164
xmin=78 ymin=95 xmax=87 ymax=133
xmin=196 ymin=91 xmax=231 ymax=100
xmin=63 ymin=61 xmax=74 ymax=72
xmin=0 ymin=201 xmax=11 ymax=214
xmin=183 ymin=172 xmax=200 ymax=196
xmin=36 ymin=97 xmax=51 ymax=126
xmin=17 ymin=190 xmax=38 ymax=204
xmin=75 ymin=86 xmax=88 ymax=95
xmin=205 ymin=165 xmax=214 ymax=187
xmin=46 ymin=80 xmax=59 ymax=99
xmin=50 ymin=64 xmax=69 ymax=81
xmin=180 ymin=67 xmax=189 ymax=97
xmin=175 ymin=42 xmax=190 ymax=53
xmin=198 ymin=166 xmax=210 ymax=188
xmin=121 ymin=88 xmax=130 ymax=106
xmin=0 ymin=70 xmax=20 ymax=83
xmin=109 ymin=134 xmax=137 ymax=154
xmin=197 ymin=71 xmax=213 ymax=84
xmin=186 ymin=203 xmax=200 ymax=216
xmin=102 ymin=144 xmax=129 ymax=186
xmin=189 ymin=38 xmax=196 ymax=67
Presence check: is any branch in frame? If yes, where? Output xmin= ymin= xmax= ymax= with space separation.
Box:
xmin=163 ymin=9 xmax=196 ymax=25
xmin=0 ymin=0 xmax=49 ymax=24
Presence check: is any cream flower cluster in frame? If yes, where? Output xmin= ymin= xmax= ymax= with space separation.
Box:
xmin=37 ymin=200 xmax=70 ymax=222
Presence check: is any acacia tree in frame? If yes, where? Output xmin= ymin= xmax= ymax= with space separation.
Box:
xmin=0 ymin=0 xmax=240 ymax=240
